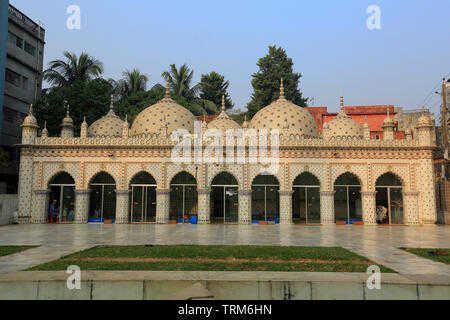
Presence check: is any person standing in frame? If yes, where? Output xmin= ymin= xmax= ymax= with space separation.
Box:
xmin=49 ymin=200 xmax=59 ymax=223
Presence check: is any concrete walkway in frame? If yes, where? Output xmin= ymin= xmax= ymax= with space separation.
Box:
xmin=0 ymin=224 xmax=449 ymax=275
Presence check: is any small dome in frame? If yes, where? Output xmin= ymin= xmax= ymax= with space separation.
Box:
xmin=130 ymin=84 xmax=195 ymax=136
xmin=250 ymin=79 xmax=319 ymax=137
xmin=88 ymin=96 xmax=124 ymax=137
xmin=61 ymin=105 xmax=74 ymax=127
xmin=207 ymin=96 xmax=241 ymax=132
xmin=417 ymin=106 xmax=433 ymax=127
xmin=22 ymin=105 xmax=38 ymax=128
xmin=327 ymin=97 xmax=363 ymax=139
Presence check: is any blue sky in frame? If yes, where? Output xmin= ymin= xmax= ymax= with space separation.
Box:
xmin=10 ymin=0 xmax=450 ymax=115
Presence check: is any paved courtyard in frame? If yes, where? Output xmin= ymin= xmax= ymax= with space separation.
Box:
xmin=0 ymin=224 xmax=449 ymax=275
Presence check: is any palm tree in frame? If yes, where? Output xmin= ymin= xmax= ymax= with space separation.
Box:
xmin=117 ymin=69 xmax=149 ymax=98
xmin=43 ymin=51 xmax=104 ymax=88
xmin=161 ymin=63 xmax=200 ymax=100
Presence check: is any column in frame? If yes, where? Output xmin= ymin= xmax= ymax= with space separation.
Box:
xmin=115 ymin=190 xmax=130 ymax=224
xmin=238 ymin=190 xmax=252 ymax=225
xmin=403 ymin=192 xmax=420 ymax=226
xmin=17 ymin=154 xmax=33 ymax=224
xmin=74 ymin=190 xmax=90 ymax=224
xmin=361 ymin=191 xmax=377 ymax=225
xmin=156 ymin=189 xmax=170 ymax=224
xmin=418 ymin=160 xmax=437 ymax=224
xmin=279 ymin=191 xmax=293 ymax=224
xmin=320 ymin=191 xmax=335 ymax=225
xmin=197 ymin=189 xmax=211 ymax=224
xmin=31 ymin=190 xmax=50 ymax=224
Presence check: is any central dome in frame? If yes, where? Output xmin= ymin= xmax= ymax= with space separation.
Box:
xmin=130 ymin=84 xmax=195 ymax=137
xmin=250 ymin=79 xmax=318 ymax=137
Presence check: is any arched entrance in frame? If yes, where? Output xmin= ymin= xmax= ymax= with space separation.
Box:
xmin=376 ymin=173 xmax=404 ymax=224
xmin=210 ymin=172 xmax=239 ymax=224
xmin=89 ymin=172 xmax=116 ymax=222
xmin=130 ymin=172 xmax=157 ymax=223
xmin=334 ymin=173 xmax=362 ymax=224
xmin=292 ymin=172 xmax=321 ymax=224
xmin=251 ymin=175 xmax=280 ymax=222
xmin=170 ymin=172 xmax=198 ymax=223
xmin=49 ymin=172 xmax=75 ymax=222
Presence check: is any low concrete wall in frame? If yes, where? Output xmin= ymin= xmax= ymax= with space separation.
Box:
xmin=0 ymin=271 xmax=449 ymax=300
xmin=0 ymin=194 xmax=17 ymax=225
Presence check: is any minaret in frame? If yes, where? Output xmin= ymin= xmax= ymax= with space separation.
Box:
xmin=363 ymin=116 xmax=370 ymax=140
xmin=122 ymin=115 xmax=129 ymax=138
xmin=21 ymin=104 xmax=38 ymax=144
xmin=405 ymin=116 xmax=413 ymax=140
xmin=416 ymin=105 xmax=434 ymax=146
xmin=61 ymin=103 xmax=74 ymax=138
xmin=322 ymin=116 xmax=329 ymax=139
xmin=80 ymin=117 xmax=88 ymax=138
xmin=242 ymin=114 xmax=249 ymax=129
xmin=382 ymin=106 xmax=395 ymax=141
xmin=18 ymin=104 xmax=38 ymax=224
xmin=41 ymin=121 xmax=48 ymax=138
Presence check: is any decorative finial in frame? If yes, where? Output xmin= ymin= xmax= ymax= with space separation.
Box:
xmin=221 ymin=95 xmax=226 ymax=112
xmin=165 ymin=79 xmax=170 ymax=99
xmin=110 ymin=94 xmax=114 ymax=110
xmin=387 ymin=106 xmax=390 ymax=118
xmin=280 ymin=78 xmax=285 ymax=99
xmin=340 ymin=95 xmax=344 ymax=109
xmin=125 ymin=114 xmax=128 ymax=123
xmin=29 ymin=104 xmax=33 ymax=115
xmin=66 ymin=104 xmax=70 ymax=117
xmin=44 ymin=121 xmax=47 ymax=129
xmin=83 ymin=116 xmax=86 ymax=123
xmin=422 ymin=104 xmax=425 ymax=115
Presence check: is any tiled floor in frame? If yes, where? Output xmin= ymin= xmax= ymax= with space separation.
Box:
xmin=0 ymin=224 xmax=449 ymax=275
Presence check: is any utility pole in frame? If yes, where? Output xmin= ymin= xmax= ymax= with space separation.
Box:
xmin=442 ymin=79 xmax=449 ymax=155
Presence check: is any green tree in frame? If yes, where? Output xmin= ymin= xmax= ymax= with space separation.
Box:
xmin=34 ymin=79 xmax=113 ymax=136
xmin=161 ymin=63 xmax=200 ymax=100
xmin=199 ymin=71 xmax=234 ymax=110
xmin=43 ymin=51 xmax=104 ymax=88
xmin=117 ymin=68 xmax=149 ymax=98
xmin=247 ymin=46 xmax=307 ymax=116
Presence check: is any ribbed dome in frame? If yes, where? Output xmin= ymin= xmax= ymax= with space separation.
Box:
xmin=88 ymin=96 xmax=124 ymax=137
xmin=417 ymin=106 xmax=433 ymax=127
xmin=326 ymin=96 xmax=363 ymax=139
xmin=61 ymin=106 xmax=74 ymax=127
xmin=207 ymin=96 xmax=241 ymax=132
xmin=130 ymin=85 xmax=195 ymax=137
xmin=250 ymin=79 xmax=319 ymax=137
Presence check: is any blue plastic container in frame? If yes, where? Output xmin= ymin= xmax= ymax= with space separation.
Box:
xmin=191 ymin=216 xmax=197 ymax=224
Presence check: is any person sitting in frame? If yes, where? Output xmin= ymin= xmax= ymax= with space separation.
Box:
xmin=49 ymin=200 xmax=59 ymax=223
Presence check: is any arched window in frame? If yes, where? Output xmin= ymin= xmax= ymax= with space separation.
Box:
xmin=170 ymin=172 xmax=197 ymax=223
xmin=48 ymin=172 xmax=75 ymax=223
xmin=130 ymin=172 xmax=157 ymax=223
xmin=89 ymin=172 xmax=116 ymax=222
xmin=252 ymin=175 xmax=280 ymax=222
xmin=292 ymin=172 xmax=320 ymax=224
xmin=376 ymin=173 xmax=404 ymax=225
xmin=334 ymin=173 xmax=362 ymax=224
xmin=210 ymin=172 xmax=239 ymax=224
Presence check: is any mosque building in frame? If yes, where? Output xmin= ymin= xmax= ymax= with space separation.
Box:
xmin=17 ymin=80 xmax=438 ymax=226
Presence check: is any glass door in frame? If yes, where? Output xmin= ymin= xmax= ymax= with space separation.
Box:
xmin=306 ymin=187 xmax=320 ymax=224
xmin=225 ymin=187 xmax=238 ymax=223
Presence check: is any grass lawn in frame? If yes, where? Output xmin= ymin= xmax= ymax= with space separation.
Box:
xmin=29 ymin=245 xmax=395 ymax=273
xmin=0 ymin=246 xmax=35 ymax=257
xmin=402 ymin=248 xmax=450 ymax=265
